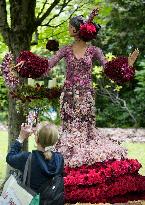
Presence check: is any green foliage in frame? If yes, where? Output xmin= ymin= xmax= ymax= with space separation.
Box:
xmin=0 ymin=77 xmax=8 ymax=122
xmin=0 ymin=77 xmax=8 ymax=109
xmin=135 ymin=60 xmax=145 ymax=98
xmin=92 ymin=0 xmax=145 ymax=128
xmin=104 ymin=0 xmax=145 ymax=59
xmin=14 ymin=85 xmax=61 ymax=125
xmin=0 ymin=35 xmax=8 ymax=62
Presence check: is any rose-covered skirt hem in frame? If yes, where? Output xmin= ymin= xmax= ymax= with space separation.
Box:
xmin=64 ymin=159 xmax=145 ymax=203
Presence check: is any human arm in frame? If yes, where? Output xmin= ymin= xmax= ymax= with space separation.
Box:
xmin=6 ymin=124 xmax=32 ymax=171
xmin=6 ymin=141 xmax=30 ymax=171
xmin=92 ymin=46 xmax=108 ymax=68
xmin=48 ymin=46 xmax=66 ymax=68
xmin=43 ymin=46 xmax=66 ymax=76
xmin=92 ymin=46 xmax=139 ymax=68
xmin=128 ymin=48 xmax=139 ymax=67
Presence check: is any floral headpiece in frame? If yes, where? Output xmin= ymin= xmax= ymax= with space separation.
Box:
xmin=79 ymin=8 xmax=100 ymax=41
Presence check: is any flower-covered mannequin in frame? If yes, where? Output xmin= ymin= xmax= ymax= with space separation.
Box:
xmin=2 ymin=8 xmax=145 ymax=204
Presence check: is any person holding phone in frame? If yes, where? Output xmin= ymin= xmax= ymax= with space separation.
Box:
xmin=6 ymin=122 xmax=64 ymax=205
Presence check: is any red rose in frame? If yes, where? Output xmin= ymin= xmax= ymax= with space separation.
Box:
xmin=46 ymin=40 xmax=59 ymax=51
xmin=79 ymin=23 xmax=97 ymax=41
xmin=104 ymin=56 xmax=135 ymax=84
xmin=17 ymin=51 xmax=49 ymax=78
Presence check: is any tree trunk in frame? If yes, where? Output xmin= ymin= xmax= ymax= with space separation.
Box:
xmin=6 ymin=95 xmax=28 ymax=176
xmin=0 ymin=0 xmax=63 ymax=179
xmin=5 ymin=0 xmax=36 ymax=177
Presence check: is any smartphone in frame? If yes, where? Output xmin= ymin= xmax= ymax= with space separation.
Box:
xmin=26 ymin=110 xmax=39 ymax=127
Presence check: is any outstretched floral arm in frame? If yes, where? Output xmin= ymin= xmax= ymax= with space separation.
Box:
xmin=92 ymin=46 xmax=108 ymax=67
xmin=92 ymin=46 xmax=139 ymax=84
xmin=16 ymin=46 xmax=66 ymax=79
xmin=44 ymin=46 xmax=66 ymax=76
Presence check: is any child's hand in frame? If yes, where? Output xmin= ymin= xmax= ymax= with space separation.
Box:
xmin=18 ymin=123 xmax=33 ymax=142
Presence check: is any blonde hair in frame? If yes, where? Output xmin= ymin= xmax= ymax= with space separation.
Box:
xmin=36 ymin=122 xmax=59 ymax=159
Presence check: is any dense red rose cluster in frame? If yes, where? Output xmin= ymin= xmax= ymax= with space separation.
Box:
xmin=64 ymin=159 xmax=145 ymax=203
xmin=79 ymin=23 xmax=97 ymax=41
xmin=46 ymin=40 xmax=59 ymax=51
xmin=104 ymin=56 xmax=135 ymax=84
xmin=64 ymin=159 xmax=141 ymax=186
xmin=65 ymin=175 xmax=145 ymax=203
xmin=109 ymin=190 xmax=145 ymax=203
xmin=17 ymin=51 xmax=49 ymax=78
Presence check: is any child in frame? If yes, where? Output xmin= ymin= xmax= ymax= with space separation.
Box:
xmin=6 ymin=122 xmax=64 ymax=205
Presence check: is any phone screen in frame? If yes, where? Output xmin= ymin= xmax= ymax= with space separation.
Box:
xmin=26 ymin=110 xmax=39 ymax=127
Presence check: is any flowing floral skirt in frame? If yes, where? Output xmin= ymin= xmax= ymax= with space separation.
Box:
xmin=55 ymin=85 xmax=145 ymax=203
xmin=56 ymin=86 xmax=127 ymax=167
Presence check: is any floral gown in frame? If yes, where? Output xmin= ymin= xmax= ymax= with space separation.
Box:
xmin=45 ymin=45 xmax=145 ymax=203
xmin=47 ymin=45 xmax=127 ymax=167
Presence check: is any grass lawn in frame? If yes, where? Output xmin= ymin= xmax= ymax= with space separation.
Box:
xmin=0 ymin=131 xmax=145 ymax=181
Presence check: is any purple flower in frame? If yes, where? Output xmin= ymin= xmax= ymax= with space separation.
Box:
xmin=1 ymin=53 xmax=19 ymax=90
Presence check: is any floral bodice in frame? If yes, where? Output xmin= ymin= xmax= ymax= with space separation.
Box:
xmin=46 ymin=45 xmax=107 ymax=89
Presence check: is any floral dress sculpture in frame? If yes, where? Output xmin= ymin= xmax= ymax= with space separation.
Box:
xmin=1 ymin=8 xmax=145 ymax=204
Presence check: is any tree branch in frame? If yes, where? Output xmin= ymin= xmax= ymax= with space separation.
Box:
xmin=41 ymin=2 xmax=84 ymax=27
xmin=0 ymin=0 xmax=11 ymax=45
xmin=42 ymin=0 xmax=69 ymax=26
xmin=35 ymin=30 xmax=66 ymax=42
xmin=36 ymin=0 xmax=60 ymax=27
xmin=37 ymin=0 xmax=48 ymax=19
xmin=96 ymin=79 xmax=137 ymax=124
xmin=42 ymin=11 xmax=74 ymax=27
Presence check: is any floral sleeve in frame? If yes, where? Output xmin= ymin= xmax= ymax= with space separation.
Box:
xmin=92 ymin=46 xmax=107 ymax=68
xmin=43 ymin=46 xmax=66 ymax=76
xmin=48 ymin=46 xmax=66 ymax=67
